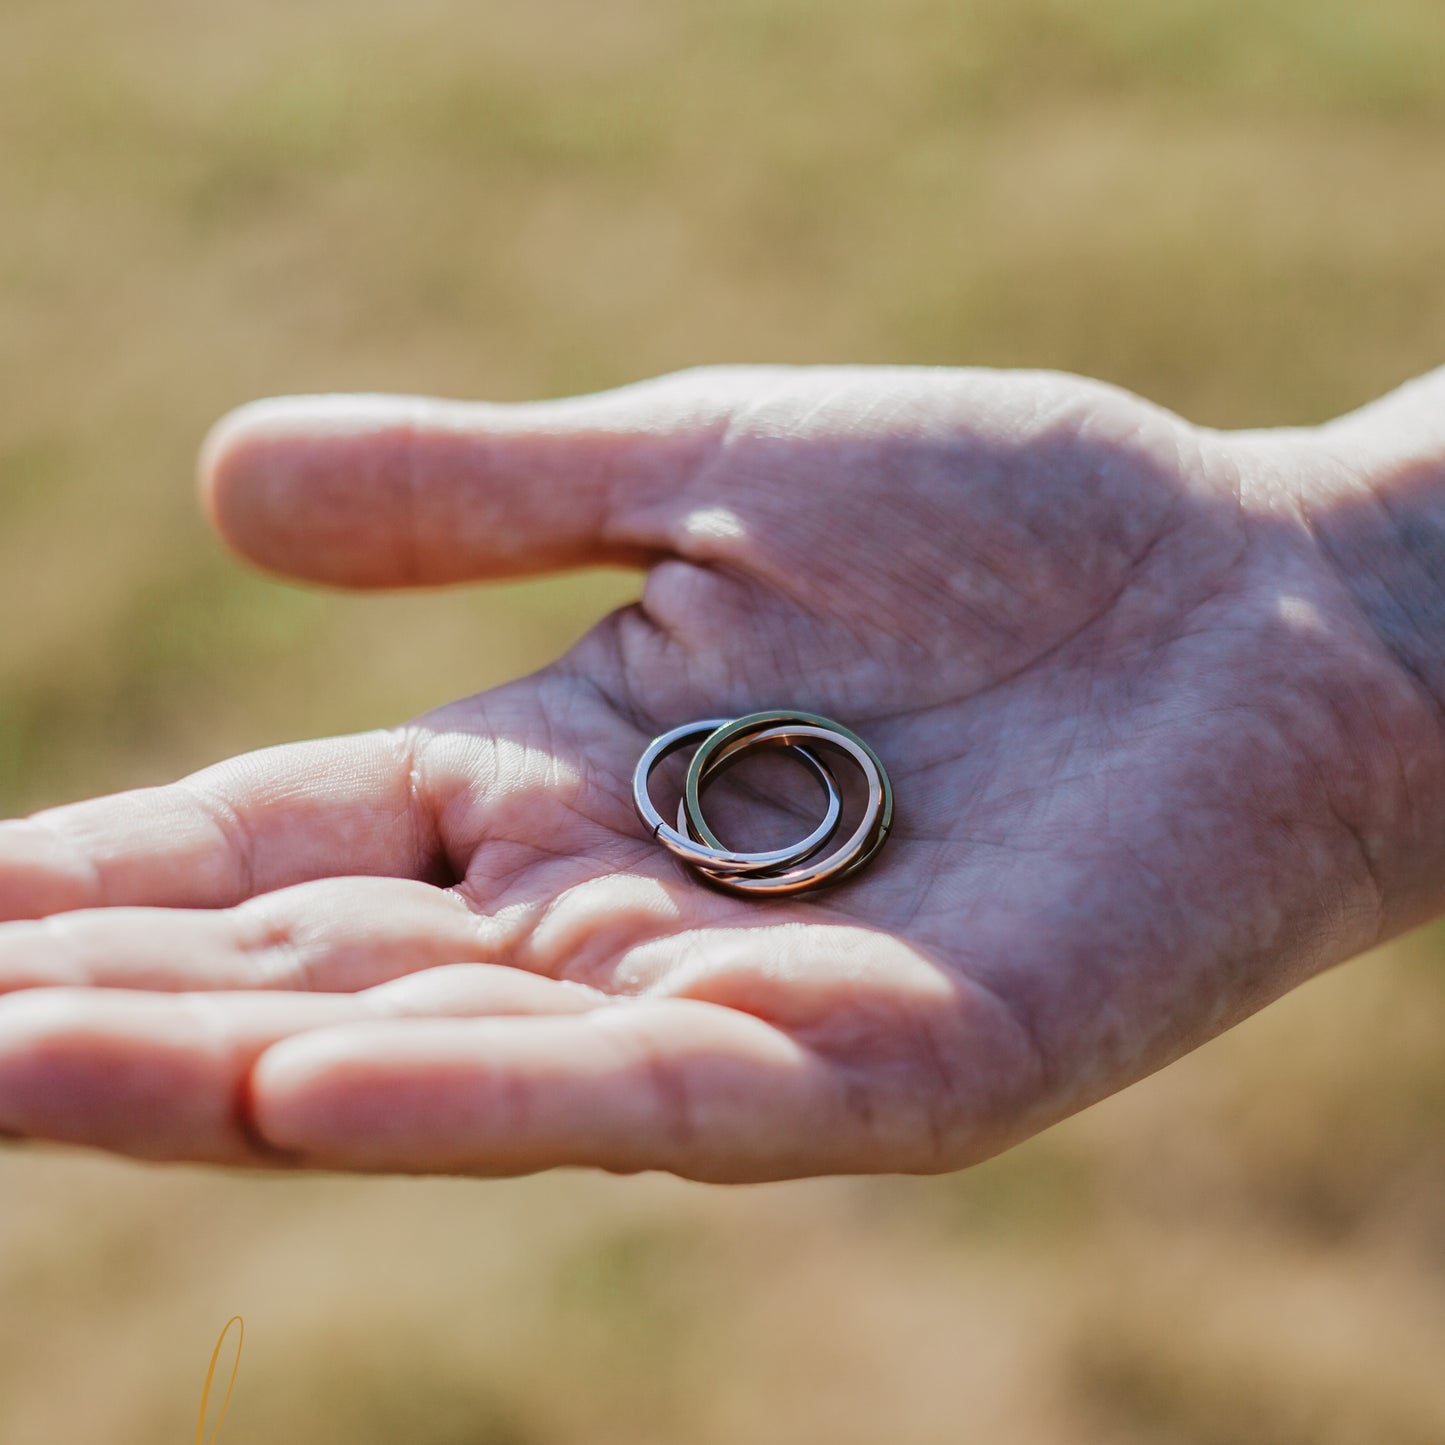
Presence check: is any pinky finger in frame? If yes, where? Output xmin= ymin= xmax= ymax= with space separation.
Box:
xmin=248 ymin=1000 xmax=855 ymax=1183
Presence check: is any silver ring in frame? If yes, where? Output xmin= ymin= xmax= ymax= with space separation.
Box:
xmin=632 ymin=719 xmax=843 ymax=875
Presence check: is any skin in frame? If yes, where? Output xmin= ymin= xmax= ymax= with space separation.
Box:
xmin=0 ymin=362 xmax=1443 ymax=1183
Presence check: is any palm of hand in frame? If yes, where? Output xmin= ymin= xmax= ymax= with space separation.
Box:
xmin=0 ymin=367 xmax=1415 ymax=1180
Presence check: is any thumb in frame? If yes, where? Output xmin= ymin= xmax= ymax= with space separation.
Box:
xmin=1320 ymin=363 xmax=1445 ymax=485
xmin=198 ymin=367 xmax=777 ymax=588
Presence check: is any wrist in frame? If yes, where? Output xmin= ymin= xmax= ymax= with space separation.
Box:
xmin=1256 ymin=378 xmax=1445 ymax=942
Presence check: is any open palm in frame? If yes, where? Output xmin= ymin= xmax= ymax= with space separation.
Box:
xmin=0 ymin=364 xmax=1437 ymax=1180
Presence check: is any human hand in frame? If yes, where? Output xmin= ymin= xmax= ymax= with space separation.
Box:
xmin=1 ymin=364 xmax=1442 ymax=1181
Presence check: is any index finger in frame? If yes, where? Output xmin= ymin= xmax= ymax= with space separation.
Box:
xmin=0 ymin=729 xmax=436 ymax=921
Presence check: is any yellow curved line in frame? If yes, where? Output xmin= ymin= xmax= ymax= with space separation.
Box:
xmin=195 ymin=1315 xmax=244 ymax=1445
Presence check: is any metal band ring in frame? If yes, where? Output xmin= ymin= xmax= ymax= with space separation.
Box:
xmin=632 ymin=719 xmax=843 ymax=876
xmin=683 ymin=717 xmax=893 ymax=895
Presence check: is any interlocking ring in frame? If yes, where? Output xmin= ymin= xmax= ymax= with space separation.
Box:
xmin=632 ymin=718 xmax=844 ymax=876
xmin=632 ymin=710 xmax=894 ymax=896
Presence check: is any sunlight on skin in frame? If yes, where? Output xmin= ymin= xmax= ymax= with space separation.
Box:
xmin=1 ymin=363 xmax=1444 ymax=1181
xmin=678 ymin=506 xmax=748 ymax=545
xmin=1275 ymin=594 xmax=1328 ymax=634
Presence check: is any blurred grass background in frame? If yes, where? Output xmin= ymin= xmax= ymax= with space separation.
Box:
xmin=2 ymin=0 xmax=1444 ymax=1440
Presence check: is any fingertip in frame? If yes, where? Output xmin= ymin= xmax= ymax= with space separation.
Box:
xmin=197 ymin=395 xmax=315 ymax=528
xmin=197 ymin=396 xmax=302 ymax=574
xmin=198 ymin=394 xmax=415 ymax=586
xmin=246 ymin=1023 xmax=426 ymax=1158
xmin=249 ymin=1019 xmax=383 ymax=1087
